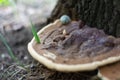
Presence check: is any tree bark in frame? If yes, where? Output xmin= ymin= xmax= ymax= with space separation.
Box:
xmin=48 ymin=0 xmax=120 ymax=37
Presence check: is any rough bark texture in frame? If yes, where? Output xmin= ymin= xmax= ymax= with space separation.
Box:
xmin=48 ymin=0 xmax=120 ymax=37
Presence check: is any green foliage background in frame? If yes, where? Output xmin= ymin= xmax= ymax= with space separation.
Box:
xmin=0 ymin=0 xmax=10 ymax=6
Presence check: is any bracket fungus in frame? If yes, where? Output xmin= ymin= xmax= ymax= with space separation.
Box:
xmin=28 ymin=15 xmax=120 ymax=72
xmin=98 ymin=61 xmax=120 ymax=80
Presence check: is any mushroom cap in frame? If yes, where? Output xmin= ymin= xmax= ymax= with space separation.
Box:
xmin=28 ymin=20 xmax=120 ymax=72
xmin=98 ymin=61 xmax=120 ymax=80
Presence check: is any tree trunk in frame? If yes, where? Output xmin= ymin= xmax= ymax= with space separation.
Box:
xmin=48 ymin=0 xmax=120 ymax=37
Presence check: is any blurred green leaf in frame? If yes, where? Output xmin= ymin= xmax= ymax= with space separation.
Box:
xmin=30 ymin=20 xmax=41 ymax=43
xmin=0 ymin=0 xmax=10 ymax=6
